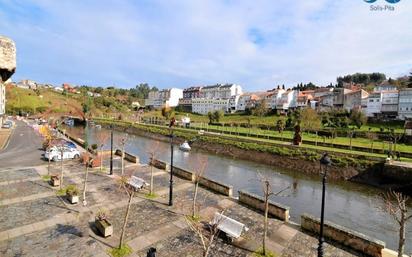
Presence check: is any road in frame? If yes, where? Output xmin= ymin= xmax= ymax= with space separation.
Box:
xmin=0 ymin=120 xmax=44 ymax=169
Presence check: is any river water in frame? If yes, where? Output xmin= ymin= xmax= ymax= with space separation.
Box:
xmin=66 ymin=125 xmax=412 ymax=252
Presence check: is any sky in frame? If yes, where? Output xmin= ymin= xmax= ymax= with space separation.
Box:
xmin=0 ymin=0 xmax=411 ymax=91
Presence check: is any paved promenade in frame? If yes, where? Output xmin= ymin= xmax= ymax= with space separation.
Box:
xmin=0 ymin=157 xmax=362 ymax=257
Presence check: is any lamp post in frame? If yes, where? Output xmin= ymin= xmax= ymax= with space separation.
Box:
xmin=110 ymin=125 xmax=113 ymax=175
xmin=168 ymin=117 xmax=176 ymax=206
xmin=318 ymin=152 xmax=331 ymax=257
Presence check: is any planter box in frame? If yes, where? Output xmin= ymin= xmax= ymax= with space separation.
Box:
xmin=95 ymin=219 xmax=113 ymax=237
xmin=67 ymin=194 xmax=79 ymax=204
xmin=50 ymin=176 xmax=60 ymax=187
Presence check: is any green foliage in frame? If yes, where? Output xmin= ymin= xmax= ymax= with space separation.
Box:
xmin=65 ymin=184 xmax=79 ymax=196
xmin=109 ymin=244 xmax=132 ymax=257
xmin=129 ymin=83 xmax=157 ymax=99
xmin=41 ymin=175 xmax=51 ymax=181
xmin=213 ymin=110 xmax=224 ymax=123
xmin=251 ymin=99 xmax=268 ymax=117
xmin=161 ymin=106 xmax=173 ymax=120
xmin=300 ymin=108 xmax=322 ymax=131
xmin=144 ymin=193 xmax=158 ymax=199
xmin=253 ymin=248 xmax=277 ymax=257
xmin=337 ymin=72 xmax=386 ymax=86
xmin=349 ymin=109 xmax=367 ymax=129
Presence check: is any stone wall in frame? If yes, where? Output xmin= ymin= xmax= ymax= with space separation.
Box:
xmin=301 ymin=213 xmax=385 ymax=257
xmin=238 ymin=191 xmax=290 ymax=222
xmin=382 ymin=163 xmax=412 ymax=183
xmin=152 ymin=159 xmax=233 ymax=196
xmin=115 ymin=149 xmax=139 ymax=163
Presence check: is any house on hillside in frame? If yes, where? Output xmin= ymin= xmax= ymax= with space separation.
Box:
xmin=178 ymin=86 xmax=202 ymax=112
xmin=366 ymin=92 xmax=382 ymax=118
xmin=276 ymin=90 xmax=298 ymax=113
xmin=296 ymin=90 xmax=314 ymax=109
xmin=398 ymin=88 xmax=412 ymax=120
xmin=269 ymin=89 xmax=285 ymax=110
xmin=62 ymin=83 xmax=77 ymax=93
xmin=343 ymin=89 xmax=369 ymax=112
xmin=381 ymin=90 xmax=399 ymax=119
xmin=145 ymin=88 xmax=183 ymax=109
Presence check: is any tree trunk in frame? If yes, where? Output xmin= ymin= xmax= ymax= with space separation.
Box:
xmin=150 ymin=163 xmax=154 ymax=195
xmin=315 ymin=131 xmax=318 ymax=146
xmin=398 ymin=213 xmax=406 ymax=257
xmin=371 ymin=141 xmax=374 ymax=153
xmin=121 ymin=146 xmax=125 ymax=175
xmin=192 ymin=182 xmax=199 ymax=218
xmin=263 ymin=182 xmax=269 ymax=256
xmin=119 ymin=191 xmax=134 ymax=249
xmin=349 ymin=133 xmax=353 ymax=151
xmin=82 ymin=163 xmax=89 ymax=206
xmin=60 ymin=151 xmax=64 ymax=190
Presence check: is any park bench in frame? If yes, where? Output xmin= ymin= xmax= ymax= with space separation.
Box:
xmin=211 ymin=212 xmax=248 ymax=242
xmin=128 ymin=176 xmax=149 ymax=191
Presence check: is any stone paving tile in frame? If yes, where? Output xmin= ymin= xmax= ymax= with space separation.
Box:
xmin=280 ymin=232 xmax=360 ymax=257
xmin=0 ymin=196 xmax=73 ymax=231
xmin=0 ymin=168 xmax=38 ymax=182
xmin=0 ymin=180 xmax=52 ymax=200
xmin=0 ymin=213 xmax=108 ymax=257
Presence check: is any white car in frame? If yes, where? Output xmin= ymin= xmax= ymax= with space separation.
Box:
xmin=44 ymin=146 xmax=80 ymax=161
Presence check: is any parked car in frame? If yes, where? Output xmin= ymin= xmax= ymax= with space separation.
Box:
xmin=1 ymin=121 xmax=12 ymax=129
xmin=44 ymin=146 xmax=80 ymax=161
xmin=64 ymin=141 xmax=77 ymax=149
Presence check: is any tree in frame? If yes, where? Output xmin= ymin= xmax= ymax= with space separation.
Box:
xmin=382 ymin=190 xmax=412 ymax=257
xmin=117 ymin=135 xmax=128 ymax=175
xmin=276 ymin=119 xmax=285 ymax=140
xmin=259 ymin=175 xmax=290 ymax=256
xmin=147 ymin=141 xmax=160 ymax=196
xmin=117 ymin=175 xmax=135 ymax=251
xmin=252 ymin=99 xmax=268 ymax=117
xmin=367 ymin=129 xmax=378 ymax=152
xmin=161 ymin=106 xmax=173 ymax=120
xmin=349 ymin=109 xmax=367 ymax=129
xmin=191 ymin=157 xmax=208 ymax=219
xmin=82 ymin=153 xmax=93 ymax=206
xmin=212 ymin=110 xmax=224 ymax=123
xmin=185 ymin=210 xmax=225 ymax=257
xmin=96 ymin=131 xmax=110 ymax=173
xmin=207 ymin=112 xmax=214 ymax=124
xmin=300 ymin=108 xmax=322 ymax=143
xmin=55 ymin=141 xmax=66 ymax=190
xmin=408 ymin=72 xmax=412 ymax=88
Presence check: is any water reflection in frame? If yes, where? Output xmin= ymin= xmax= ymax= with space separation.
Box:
xmin=65 ymin=125 xmax=412 ymax=252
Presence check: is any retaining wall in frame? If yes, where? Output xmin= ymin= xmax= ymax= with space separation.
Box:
xmin=238 ymin=191 xmax=290 ymax=222
xmin=301 ymin=213 xmax=385 ymax=257
xmin=115 ymin=149 xmax=139 ymax=163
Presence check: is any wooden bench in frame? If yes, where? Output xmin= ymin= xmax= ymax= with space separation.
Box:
xmin=128 ymin=176 xmax=149 ymax=191
xmin=211 ymin=212 xmax=248 ymax=242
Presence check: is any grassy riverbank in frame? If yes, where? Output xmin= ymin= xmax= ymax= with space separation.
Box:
xmin=93 ymin=118 xmax=403 ymax=170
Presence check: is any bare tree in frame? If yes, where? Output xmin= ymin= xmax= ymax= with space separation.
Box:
xmin=117 ymin=174 xmax=135 ymax=250
xmin=383 ymin=190 xmax=412 ymax=257
xmin=147 ymin=141 xmax=160 ymax=196
xmin=96 ymin=131 xmax=110 ymax=172
xmin=116 ymin=135 xmax=128 ymax=175
xmin=190 ymin=157 xmax=208 ymax=219
xmin=185 ymin=210 xmax=224 ymax=257
xmin=82 ymin=153 xmax=93 ymax=206
xmin=367 ymin=131 xmax=378 ymax=153
xmin=54 ymin=141 xmax=66 ymax=190
xmin=259 ymin=175 xmax=290 ymax=256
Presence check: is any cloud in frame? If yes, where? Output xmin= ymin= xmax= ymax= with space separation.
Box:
xmin=0 ymin=0 xmax=411 ymax=90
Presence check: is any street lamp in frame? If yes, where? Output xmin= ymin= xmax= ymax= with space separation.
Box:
xmin=110 ymin=125 xmax=114 ymax=175
xmin=168 ymin=117 xmax=176 ymax=206
xmin=318 ymin=152 xmax=331 ymax=257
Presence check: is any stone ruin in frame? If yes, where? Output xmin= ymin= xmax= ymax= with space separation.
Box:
xmin=0 ymin=35 xmax=16 ymax=82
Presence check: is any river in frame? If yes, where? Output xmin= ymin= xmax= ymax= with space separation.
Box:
xmin=65 ymin=125 xmax=412 ymax=252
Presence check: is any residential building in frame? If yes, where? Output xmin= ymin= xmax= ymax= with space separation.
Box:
xmin=276 ymin=90 xmax=298 ymax=112
xmin=398 ymin=88 xmax=412 ymax=120
xmin=296 ymin=90 xmax=314 ymax=109
xmin=333 ymin=88 xmax=352 ymax=108
xmin=145 ymin=88 xmax=183 ymax=109
xmin=366 ymin=92 xmax=382 ymax=118
xmin=343 ymin=89 xmax=369 ymax=111
xmin=381 ymin=91 xmax=399 ymax=119
xmin=228 ymin=95 xmax=240 ymax=113
xmin=269 ymin=89 xmax=285 ymax=109
xmin=192 ymin=98 xmax=230 ymax=115
xmin=374 ymin=84 xmax=397 ymax=92
xmin=200 ymin=84 xmax=242 ymax=99
xmin=178 ymin=86 xmax=202 ymax=112
xmin=62 ymin=83 xmax=77 ymax=93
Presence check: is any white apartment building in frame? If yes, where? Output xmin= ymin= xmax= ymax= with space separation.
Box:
xmin=192 ymin=98 xmax=230 ymax=115
xmin=200 ymin=84 xmax=242 ymax=99
xmin=398 ymin=88 xmax=412 ymax=120
xmin=343 ymin=89 xmax=369 ymax=111
xmin=145 ymin=88 xmax=183 ymax=109
xmin=366 ymin=92 xmax=382 ymax=117
xmin=269 ymin=89 xmax=285 ymax=109
xmin=381 ymin=91 xmax=399 ymax=118
xmin=276 ymin=90 xmax=297 ymax=111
